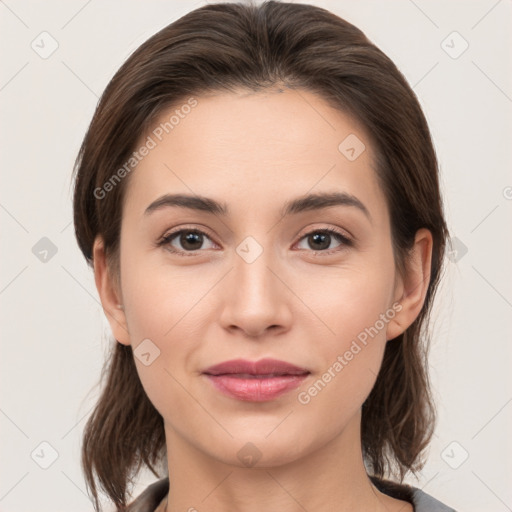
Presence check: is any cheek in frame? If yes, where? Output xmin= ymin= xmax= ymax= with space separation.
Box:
xmin=309 ymin=296 xmax=390 ymax=406
xmin=302 ymin=249 xmax=396 ymax=405
xmin=118 ymin=251 xmax=213 ymax=418
xmin=121 ymin=248 xmax=208 ymax=339
xmin=298 ymin=293 xmax=391 ymax=430
xmin=314 ymin=259 xmax=396 ymax=344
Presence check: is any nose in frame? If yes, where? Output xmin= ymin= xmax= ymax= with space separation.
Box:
xmin=218 ymin=243 xmax=293 ymax=339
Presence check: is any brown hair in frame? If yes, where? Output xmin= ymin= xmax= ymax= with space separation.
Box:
xmin=72 ymin=1 xmax=449 ymax=510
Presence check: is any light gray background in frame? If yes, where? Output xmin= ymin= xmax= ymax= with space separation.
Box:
xmin=1 ymin=1 xmax=511 ymax=511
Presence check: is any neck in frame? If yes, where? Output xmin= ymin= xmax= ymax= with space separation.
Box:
xmin=162 ymin=413 xmax=405 ymax=512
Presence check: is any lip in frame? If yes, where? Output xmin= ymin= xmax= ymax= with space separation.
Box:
xmin=202 ymin=358 xmax=310 ymax=402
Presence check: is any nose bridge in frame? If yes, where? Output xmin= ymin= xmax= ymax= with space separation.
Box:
xmin=219 ymin=234 xmax=291 ymax=335
xmin=233 ymin=235 xmax=279 ymax=304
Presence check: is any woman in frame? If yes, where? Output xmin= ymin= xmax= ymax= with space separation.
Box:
xmin=72 ymin=1 xmax=456 ymax=511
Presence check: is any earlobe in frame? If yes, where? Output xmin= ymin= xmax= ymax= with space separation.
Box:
xmin=92 ymin=236 xmax=131 ymax=345
xmin=386 ymin=228 xmax=433 ymax=341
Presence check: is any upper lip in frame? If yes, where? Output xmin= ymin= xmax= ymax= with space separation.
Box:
xmin=202 ymin=358 xmax=310 ymax=376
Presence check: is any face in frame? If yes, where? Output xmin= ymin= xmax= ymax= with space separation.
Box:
xmin=96 ymin=87 xmax=423 ymax=468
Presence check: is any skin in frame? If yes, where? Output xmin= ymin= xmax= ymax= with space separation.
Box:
xmin=93 ymin=87 xmax=432 ymax=512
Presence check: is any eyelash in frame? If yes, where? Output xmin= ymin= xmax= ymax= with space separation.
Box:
xmin=156 ymin=226 xmax=353 ymax=257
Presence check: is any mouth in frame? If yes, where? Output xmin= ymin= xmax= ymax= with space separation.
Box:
xmin=202 ymin=358 xmax=310 ymax=402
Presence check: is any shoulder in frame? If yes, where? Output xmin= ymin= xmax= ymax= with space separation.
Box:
xmin=126 ymin=477 xmax=169 ymax=512
xmin=370 ymin=476 xmax=458 ymax=512
xmin=410 ymin=486 xmax=458 ymax=512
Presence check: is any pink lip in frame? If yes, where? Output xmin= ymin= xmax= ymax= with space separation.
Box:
xmin=202 ymin=358 xmax=310 ymax=402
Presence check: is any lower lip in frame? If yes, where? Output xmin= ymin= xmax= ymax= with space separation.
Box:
xmin=204 ymin=374 xmax=309 ymax=401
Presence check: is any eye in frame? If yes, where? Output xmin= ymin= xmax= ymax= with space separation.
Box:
xmin=295 ymin=228 xmax=353 ymax=255
xmin=157 ymin=228 xmax=217 ymax=256
xmin=157 ymin=226 xmax=353 ymax=257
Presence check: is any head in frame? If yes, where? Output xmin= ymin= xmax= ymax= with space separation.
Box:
xmin=72 ymin=1 xmax=449 ymax=510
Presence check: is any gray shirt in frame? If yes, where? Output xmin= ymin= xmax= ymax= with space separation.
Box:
xmin=126 ymin=476 xmax=458 ymax=511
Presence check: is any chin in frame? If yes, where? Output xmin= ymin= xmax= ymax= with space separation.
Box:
xmin=205 ymin=429 xmax=316 ymax=469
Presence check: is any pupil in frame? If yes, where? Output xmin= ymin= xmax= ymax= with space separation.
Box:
xmin=181 ymin=232 xmax=202 ymax=250
xmin=310 ymin=233 xmax=329 ymax=250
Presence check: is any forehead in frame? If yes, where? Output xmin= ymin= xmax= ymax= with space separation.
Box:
xmin=123 ymin=88 xmax=386 ymax=223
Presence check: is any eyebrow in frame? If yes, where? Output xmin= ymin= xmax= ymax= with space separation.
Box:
xmin=144 ymin=192 xmax=371 ymax=222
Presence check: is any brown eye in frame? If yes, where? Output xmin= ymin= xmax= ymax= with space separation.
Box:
xmin=296 ymin=229 xmax=352 ymax=254
xmin=176 ymin=231 xmax=204 ymax=251
xmin=159 ymin=229 xmax=216 ymax=256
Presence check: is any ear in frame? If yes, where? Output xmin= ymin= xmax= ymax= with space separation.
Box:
xmin=386 ymin=228 xmax=433 ymax=341
xmin=92 ymin=236 xmax=131 ymax=346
